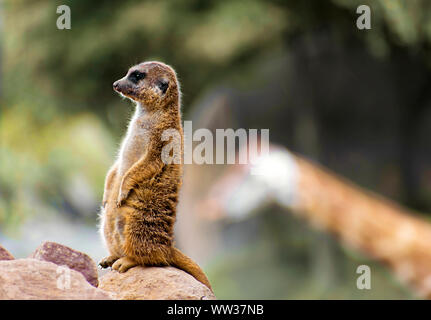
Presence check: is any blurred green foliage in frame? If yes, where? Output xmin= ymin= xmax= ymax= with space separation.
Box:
xmin=4 ymin=0 xmax=431 ymax=118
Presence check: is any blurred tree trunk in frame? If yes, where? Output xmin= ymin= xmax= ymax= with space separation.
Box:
xmin=293 ymin=155 xmax=431 ymax=298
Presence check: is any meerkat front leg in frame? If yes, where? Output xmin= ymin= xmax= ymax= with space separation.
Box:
xmin=117 ymin=155 xmax=163 ymax=206
xmin=102 ymin=162 xmax=119 ymax=208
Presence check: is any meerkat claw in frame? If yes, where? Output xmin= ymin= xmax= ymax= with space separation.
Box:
xmin=116 ymin=200 xmax=122 ymax=208
xmin=99 ymin=255 xmax=120 ymax=269
xmin=116 ymin=188 xmax=129 ymax=207
xmin=112 ymin=257 xmax=138 ymax=273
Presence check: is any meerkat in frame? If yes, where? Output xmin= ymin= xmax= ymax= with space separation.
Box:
xmin=98 ymin=61 xmax=212 ymax=290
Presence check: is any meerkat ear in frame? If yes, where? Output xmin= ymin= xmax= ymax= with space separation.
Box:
xmin=156 ymin=79 xmax=169 ymax=94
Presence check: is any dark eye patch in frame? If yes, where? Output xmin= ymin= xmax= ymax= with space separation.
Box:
xmin=157 ymin=79 xmax=169 ymax=94
xmin=128 ymin=70 xmax=146 ymax=84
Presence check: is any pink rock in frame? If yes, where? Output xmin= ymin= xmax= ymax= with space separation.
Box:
xmin=0 ymin=245 xmax=14 ymax=261
xmin=30 ymin=241 xmax=98 ymax=287
xmin=99 ymin=266 xmax=216 ymax=300
xmin=0 ymin=259 xmax=111 ymax=300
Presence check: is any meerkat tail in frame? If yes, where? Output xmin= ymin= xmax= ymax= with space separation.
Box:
xmin=170 ymin=247 xmax=212 ymax=290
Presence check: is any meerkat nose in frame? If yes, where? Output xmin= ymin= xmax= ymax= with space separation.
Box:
xmin=113 ymin=81 xmax=120 ymax=91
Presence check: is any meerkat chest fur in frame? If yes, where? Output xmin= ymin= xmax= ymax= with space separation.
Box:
xmin=117 ymin=104 xmax=160 ymax=177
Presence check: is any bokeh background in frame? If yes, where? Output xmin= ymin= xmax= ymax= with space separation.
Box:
xmin=1 ymin=0 xmax=431 ymax=299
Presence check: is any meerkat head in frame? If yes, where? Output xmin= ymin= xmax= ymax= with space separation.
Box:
xmin=113 ymin=61 xmax=179 ymax=111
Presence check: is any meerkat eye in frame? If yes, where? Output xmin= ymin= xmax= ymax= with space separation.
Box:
xmin=157 ymin=80 xmax=169 ymax=94
xmin=128 ymin=71 xmax=146 ymax=84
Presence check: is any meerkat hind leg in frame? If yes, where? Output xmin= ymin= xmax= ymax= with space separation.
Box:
xmin=112 ymin=256 xmax=138 ymax=273
xmin=99 ymin=255 xmax=120 ymax=269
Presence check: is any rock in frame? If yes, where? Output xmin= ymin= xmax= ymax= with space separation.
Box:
xmin=0 ymin=259 xmax=112 ymax=300
xmin=0 ymin=245 xmax=14 ymax=261
xmin=99 ymin=266 xmax=216 ymax=300
xmin=29 ymin=241 xmax=99 ymax=287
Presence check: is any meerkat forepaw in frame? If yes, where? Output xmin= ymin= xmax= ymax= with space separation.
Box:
xmin=99 ymin=255 xmax=120 ymax=269
xmin=117 ymin=188 xmax=130 ymax=207
xmin=116 ymin=197 xmax=124 ymax=208
xmin=112 ymin=256 xmax=138 ymax=273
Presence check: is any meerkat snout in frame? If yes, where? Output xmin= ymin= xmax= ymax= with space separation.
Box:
xmin=112 ymin=78 xmax=133 ymax=96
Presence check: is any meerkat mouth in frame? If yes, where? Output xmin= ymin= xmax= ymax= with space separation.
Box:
xmin=113 ymin=82 xmax=136 ymax=100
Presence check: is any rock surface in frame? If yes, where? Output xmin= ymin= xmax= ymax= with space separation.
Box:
xmin=0 ymin=259 xmax=111 ymax=300
xmin=0 ymin=242 xmax=214 ymax=300
xmin=99 ymin=266 xmax=216 ymax=300
xmin=0 ymin=245 xmax=14 ymax=261
xmin=30 ymin=241 xmax=99 ymax=287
